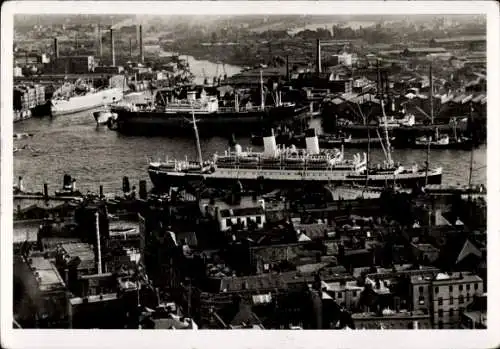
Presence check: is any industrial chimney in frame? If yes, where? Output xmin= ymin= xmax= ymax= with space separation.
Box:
xmin=110 ymin=28 xmax=116 ymax=66
xmin=139 ymin=25 xmax=144 ymax=63
xmin=54 ymin=37 xmax=59 ymax=59
xmin=286 ymin=55 xmax=289 ymax=82
xmin=97 ymin=24 xmax=103 ymax=58
xmin=316 ymin=39 xmax=322 ymax=74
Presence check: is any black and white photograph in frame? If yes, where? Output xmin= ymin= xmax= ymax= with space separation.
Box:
xmin=1 ymin=1 xmax=499 ymax=348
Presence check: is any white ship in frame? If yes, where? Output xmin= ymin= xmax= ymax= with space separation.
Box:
xmin=51 ymin=80 xmax=124 ymax=116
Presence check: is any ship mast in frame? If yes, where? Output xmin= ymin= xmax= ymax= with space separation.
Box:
xmin=260 ymin=70 xmax=265 ymax=111
xmin=468 ymin=103 xmax=474 ymax=187
xmin=425 ymin=61 xmax=433 ymax=186
xmin=191 ymin=106 xmax=203 ymax=169
xmin=378 ymin=59 xmax=393 ymax=167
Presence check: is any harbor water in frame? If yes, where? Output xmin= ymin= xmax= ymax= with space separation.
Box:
xmin=13 ymin=111 xmax=486 ymax=195
xmin=13 ymin=56 xmax=486 ymax=195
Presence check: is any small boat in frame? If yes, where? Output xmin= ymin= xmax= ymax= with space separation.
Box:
xmin=93 ymin=106 xmax=117 ymax=125
xmin=13 ymin=133 xmax=34 ymax=140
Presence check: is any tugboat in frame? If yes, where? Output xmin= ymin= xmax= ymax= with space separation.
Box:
xmin=93 ymin=97 xmax=118 ymax=126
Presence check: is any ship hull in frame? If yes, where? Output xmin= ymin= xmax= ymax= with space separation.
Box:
xmin=148 ymin=167 xmax=442 ymax=194
xmin=112 ymin=105 xmax=309 ymax=136
xmin=51 ymin=88 xmax=124 ymax=116
xmin=411 ymin=141 xmax=474 ymax=150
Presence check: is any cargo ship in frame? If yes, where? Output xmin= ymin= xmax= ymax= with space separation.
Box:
xmin=147 ymin=104 xmax=442 ymax=193
xmin=50 ymin=80 xmax=124 ymax=116
xmin=110 ymin=71 xmax=309 ymax=136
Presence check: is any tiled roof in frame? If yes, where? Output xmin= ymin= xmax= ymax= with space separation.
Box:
xmin=61 ymin=242 xmax=95 ymax=270
xmin=30 ymin=256 xmax=66 ymax=291
xmin=218 ymin=273 xmax=287 ymax=293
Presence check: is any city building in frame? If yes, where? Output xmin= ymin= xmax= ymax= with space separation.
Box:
xmin=200 ymin=195 xmax=266 ymax=233
xmin=47 ymin=55 xmax=95 ymax=74
xmin=15 ymin=254 xmax=69 ymax=328
xmin=352 ymin=309 xmax=431 ymax=329
xmin=410 ymin=242 xmax=440 ymax=264
xmin=430 ymin=35 xmax=486 ymax=51
xmin=402 ymin=47 xmax=447 ymax=57
xmin=321 ymin=280 xmax=363 ymax=311
xmin=410 ymin=272 xmax=484 ymax=329
xmin=460 ymin=293 xmax=487 ymax=329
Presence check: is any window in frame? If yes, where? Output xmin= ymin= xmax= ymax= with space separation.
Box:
xmin=459 ymin=285 xmax=463 ymax=291
xmin=225 ymin=218 xmax=231 ymax=227
xmin=466 ymin=284 xmax=470 ymax=291
xmin=256 ymin=216 xmax=262 ymax=224
xmin=353 ymin=291 xmax=357 ymax=297
xmin=438 ymin=309 xmax=443 ymax=317
xmin=459 ymin=295 xmax=464 ymax=304
xmin=419 ymin=286 xmax=424 ymax=293
xmin=438 ymin=297 xmax=443 ymax=306
xmin=338 ymin=292 xmax=343 ymax=299
xmin=449 ymin=308 xmax=454 ymax=317
xmin=438 ymin=321 xmax=443 ymax=329
xmin=466 ymin=294 xmax=470 ymax=302
xmin=434 ymin=286 xmax=439 ymax=294
xmin=449 ymin=297 xmax=454 ymax=305
xmin=474 ymin=283 xmax=479 ymax=290
xmin=449 ymin=285 xmax=453 ymax=293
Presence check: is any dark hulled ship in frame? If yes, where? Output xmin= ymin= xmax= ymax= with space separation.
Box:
xmin=110 ymin=73 xmax=308 ymax=136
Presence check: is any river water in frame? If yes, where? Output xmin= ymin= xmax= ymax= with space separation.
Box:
xmin=13 ymin=55 xmax=486 ymax=195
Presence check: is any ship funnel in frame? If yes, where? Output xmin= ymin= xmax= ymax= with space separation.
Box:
xmin=110 ymin=28 xmax=116 ymax=66
xmin=54 ymin=37 xmax=59 ymax=59
xmin=305 ymin=128 xmax=320 ymax=155
xmin=263 ymin=129 xmax=278 ymax=157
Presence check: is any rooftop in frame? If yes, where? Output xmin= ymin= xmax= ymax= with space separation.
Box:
xmin=432 ymin=35 xmax=486 ymax=43
xmin=29 ymin=256 xmax=66 ymax=292
xmin=411 ymin=272 xmax=482 ymax=284
xmin=405 ymin=47 xmax=447 ymax=53
xmin=352 ymin=309 xmax=428 ymax=319
xmin=218 ymin=273 xmax=287 ymax=293
xmin=70 ymin=293 xmax=118 ymax=305
xmin=60 ymin=242 xmax=95 ymax=270
xmin=219 ymin=207 xmax=265 ymax=218
xmin=200 ymin=195 xmax=265 ymax=213
xmin=411 ymin=243 xmax=439 ymax=252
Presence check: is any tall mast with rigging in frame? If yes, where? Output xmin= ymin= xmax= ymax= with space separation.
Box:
xmin=425 ymin=61 xmax=434 ymax=186
xmin=468 ymin=103 xmax=474 ymax=187
xmin=377 ymin=59 xmax=393 ymax=167
xmin=191 ymin=106 xmax=203 ymax=169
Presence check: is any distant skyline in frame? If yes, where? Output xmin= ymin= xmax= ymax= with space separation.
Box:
xmin=14 ymin=14 xmax=485 ymax=28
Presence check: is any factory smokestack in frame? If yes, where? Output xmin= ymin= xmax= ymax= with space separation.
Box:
xmin=54 ymin=37 xmax=59 ymax=59
xmin=110 ymin=28 xmax=115 ymax=66
xmin=129 ymin=37 xmax=133 ymax=58
xmin=139 ymin=25 xmax=144 ymax=63
xmin=316 ymin=39 xmax=322 ymax=74
xmin=286 ymin=55 xmax=289 ymax=82
xmin=98 ymin=25 xmax=103 ymax=58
